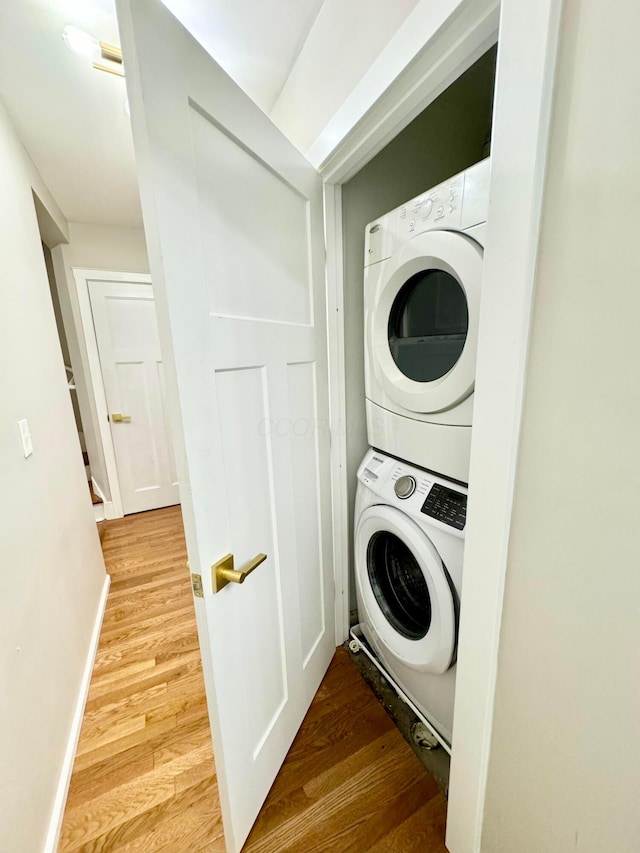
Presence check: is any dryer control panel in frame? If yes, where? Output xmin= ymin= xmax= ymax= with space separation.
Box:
xmin=363 ymin=158 xmax=490 ymax=267
xmin=421 ymin=483 xmax=467 ymax=531
xmin=396 ymin=173 xmax=464 ymax=243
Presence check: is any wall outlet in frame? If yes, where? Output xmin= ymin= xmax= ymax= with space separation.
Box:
xmin=17 ymin=419 xmax=33 ymax=458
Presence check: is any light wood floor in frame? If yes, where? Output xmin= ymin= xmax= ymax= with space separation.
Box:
xmin=59 ymin=506 xmax=448 ymax=852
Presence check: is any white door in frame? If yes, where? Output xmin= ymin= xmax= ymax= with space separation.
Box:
xmin=89 ymin=280 xmax=180 ymax=514
xmin=117 ymin=1 xmax=336 ymax=850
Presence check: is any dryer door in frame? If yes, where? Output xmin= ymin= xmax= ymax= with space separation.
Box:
xmin=355 ymin=504 xmax=456 ymax=674
xmin=369 ymin=230 xmax=483 ymax=414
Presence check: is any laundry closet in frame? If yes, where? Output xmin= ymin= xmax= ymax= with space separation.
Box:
xmin=340 ymin=44 xmax=497 ymax=617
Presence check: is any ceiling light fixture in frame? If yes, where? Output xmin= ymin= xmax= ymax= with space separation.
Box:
xmin=62 ymin=24 xmax=124 ymax=77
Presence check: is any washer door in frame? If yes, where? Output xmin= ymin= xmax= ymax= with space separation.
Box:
xmin=369 ymin=230 xmax=483 ymax=414
xmin=355 ymin=504 xmax=456 ymax=674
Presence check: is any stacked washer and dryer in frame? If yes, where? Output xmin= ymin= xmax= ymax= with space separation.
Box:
xmin=353 ymin=159 xmax=490 ymax=749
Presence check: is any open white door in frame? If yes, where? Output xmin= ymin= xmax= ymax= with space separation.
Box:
xmin=116 ymin=0 xmax=336 ymax=850
xmin=89 ymin=280 xmax=180 ymax=514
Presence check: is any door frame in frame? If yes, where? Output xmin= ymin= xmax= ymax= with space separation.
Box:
xmin=73 ymin=267 xmax=152 ymax=519
xmin=314 ymin=0 xmax=563 ymax=850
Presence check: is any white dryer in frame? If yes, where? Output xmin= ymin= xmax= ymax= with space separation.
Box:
xmin=354 ymin=448 xmax=466 ymax=747
xmin=364 ymin=158 xmax=490 ymax=483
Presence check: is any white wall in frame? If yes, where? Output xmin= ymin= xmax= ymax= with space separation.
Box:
xmin=270 ymin=0 xmax=420 ymax=153
xmin=64 ymin=221 xmax=150 ymax=273
xmin=51 ymin=222 xmax=149 ymax=501
xmin=342 ymin=46 xmax=496 ymax=609
xmin=481 ymin=1 xmax=640 ymax=849
xmin=0 ymin=100 xmax=107 ymax=852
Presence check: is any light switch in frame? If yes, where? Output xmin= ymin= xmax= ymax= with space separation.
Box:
xmin=17 ymin=419 xmax=33 ymax=458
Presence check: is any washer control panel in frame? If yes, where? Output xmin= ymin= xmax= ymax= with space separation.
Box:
xmin=394 ymin=475 xmax=416 ymax=499
xmin=421 ymin=484 xmax=467 ymax=530
xmin=358 ymin=449 xmax=468 ymax=537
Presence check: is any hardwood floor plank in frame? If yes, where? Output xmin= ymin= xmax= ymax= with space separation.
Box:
xmin=174 ymin=757 xmax=217 ymax=794
xmin=176 ymin=695 xmax=209 ymax=727
xmin=64 ymin=745 xmax=155 ymax=811
xmin=60 ymin=767 xmax=176 ymax=849
xmin=106 ymin=569 xmax=189 ymax=602
xmin=245 ymin=716 xmax=436 ymax=853
xmin=69 ymin=714 xmax=212 ymax=811
xmin=100 ymin=583 xmax=193 ymax=630
xmin=85 ymin=653 xmax=202 ymax=710
xmin=262 ymin=671 xmax=394 ymax=805
xmin=93 ymin=635 xmax=198 ymax=681
xmin=151 ymin=781 xmax=223 ymax=853
xmin=302 ymin=728 xmax=419 ymax=798
xmin=97 ymin=604 xmax=195 ymax=645
xmin=243 ymin=787 xmax=313 ymax=844
xmin=63 ymin=737 xmax=214 ymax=848
xmin=74 ymin=713 xmax=147 ymax=758
xmin=70 ymin=716 xmax=178 ymax=774
xmin=196 ymin=835 xmax=227 ymax=853
xmin=153 ymin=719 xmax=212 ymax=768
xmin=367 ymin=794 xmax=449 ymax=853
xmin=81 ymin=777 xmax=221 ymax=853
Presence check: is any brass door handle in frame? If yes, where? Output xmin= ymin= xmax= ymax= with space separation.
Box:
xmin=111 ymin=413 xmax=131 ymax=423
xmin=212 ymin=552 xmax=267 ymax=593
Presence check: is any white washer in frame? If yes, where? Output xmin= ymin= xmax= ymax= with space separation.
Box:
xmin=354 ymin=448 xmax=466 ymax=746
xmin=364 ymin=158 xmax=490 ymax=483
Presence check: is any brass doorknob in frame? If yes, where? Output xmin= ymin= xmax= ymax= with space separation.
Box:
xmin=110 ymin=413 xmax=131 ymax=423
xmin=212 ymin=553 xmax=267 ymax=593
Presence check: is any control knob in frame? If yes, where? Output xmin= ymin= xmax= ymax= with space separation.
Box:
xmin=394 ymin=475 xmax=416 ymax=499
xmin=420 ymin=199 xmax=433 ymax=219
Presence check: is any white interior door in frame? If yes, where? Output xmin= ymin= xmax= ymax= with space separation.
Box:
xmin=117 ymin=1 xmax=336 ymax=850
xmin=89 ymin=280 xmax=180 ymax=514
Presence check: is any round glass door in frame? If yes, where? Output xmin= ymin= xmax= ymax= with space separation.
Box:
xmin=388 ymin=269 xmax=469 ymax=383
xmin=355 ymin=504 xmax=456 ymax=673
xmin=367 ymin=531 xmax=431 ymax=640
xmin=369 ymin=230 xmax=483 ymax=414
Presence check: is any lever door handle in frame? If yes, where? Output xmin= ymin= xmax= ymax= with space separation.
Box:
xmin=212 ymin=552 xmax=267 ymax=593
xmin=111 ymin=413 xmax=131 ymax=423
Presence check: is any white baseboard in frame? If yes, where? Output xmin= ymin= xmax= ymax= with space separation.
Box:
xmin=90 ymin=476 xmax=106 ymax=503
xmin=91 ymin=477 xmax=121 ymax=520
xmin=43 ymin=574 xmax=110 ymax=853
xmin=93 ymin=503 xmax=106 ymax=522
xmin=103 ymin=500 xmax=118 ymax=520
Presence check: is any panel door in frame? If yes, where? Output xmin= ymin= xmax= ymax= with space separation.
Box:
xmin=89 ymin=280 xmax=180 ymax=514
xmin=116 ymin=1 xmax=336 ymax=850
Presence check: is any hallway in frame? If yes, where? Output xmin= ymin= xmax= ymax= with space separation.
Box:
xmin=59 ymin=506 xmax=447 ymax=851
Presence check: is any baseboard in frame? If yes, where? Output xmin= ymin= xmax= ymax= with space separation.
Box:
xmin=90 ymin=476 xmax=107 ymax=503
xmin=91 ymin=476 xmax=119 ymax=520
xmin=93 ymin=503 xmax=106 ymax=522
xmin=103 ymin=500 xmax=118 ymax=520
xmin=43 ymin=574 xmax=110 ymax=853
xmin=91 ymin=478 xmax=123 ymax=520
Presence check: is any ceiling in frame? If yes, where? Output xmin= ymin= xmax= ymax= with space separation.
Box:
xmin=0 ymin=0 xmax=324 ymax=227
